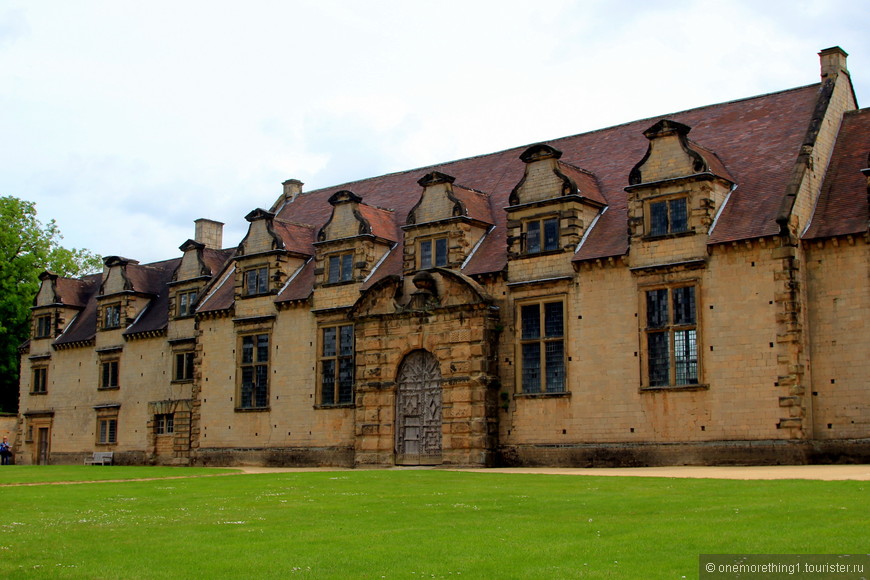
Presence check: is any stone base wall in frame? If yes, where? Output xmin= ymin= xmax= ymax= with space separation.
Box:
xmin=498 ymin=439 xmax=870 ymax=467
xmin=193 ymin=446 xmax=355 ymax=468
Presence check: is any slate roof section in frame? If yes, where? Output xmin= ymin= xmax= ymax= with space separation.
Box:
xmin=803 ymin=108 xmax=870 ymax=240
xmin=272 ymin=219 xmax=316 ymax=256
xmin=124 ymin=259 xmax=181 ymax=337
xmin=54 ymin=276 xmax=98 ymax=309
xmin=452 ymin=185 xmax=494 ymax=225
xmin=53 ymin=274 xmax=102 ymax=346
xmin=357 ymin=204 xmax=399 ymax=242
xmin=203 ymin=248 xmax=235 ymax=276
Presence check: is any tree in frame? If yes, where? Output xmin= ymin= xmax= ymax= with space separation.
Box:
xmin=0 ymin=196 xmax=103 ymax=413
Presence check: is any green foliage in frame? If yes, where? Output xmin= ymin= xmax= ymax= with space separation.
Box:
xmin=0 ymin=196 xmax=103 ymax=412
xmin=0 ymin=469 xmax=866 ymax=579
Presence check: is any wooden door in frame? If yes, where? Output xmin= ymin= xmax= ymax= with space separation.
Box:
xmin=37 ymin=427 xmax=50 ymax=465
xmin=395 ymin=350 xmax=442 ymax=465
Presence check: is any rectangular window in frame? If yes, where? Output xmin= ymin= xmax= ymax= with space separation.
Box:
xmin=174 ymin=352 xmax=195 ymax=382
xmin=98 ymin=418 xmax=118 ymax=444
xmin=320 ymin=324 xmax=354 ymax=405
xmin=419 ymin=237 xmax=448 ymax=269
xmin=35 ymin=314 xmax=52 ymax=338
xmin=101 ymin=360 xmax=120 ymax=389
xmin=644 ymin=285 xmax=698 ymax=387
xmin=327 ymin=252 xmax=354 ymax=284
xmin=32 ymin=367 xmax=48 ymax=394
xmin=177 ymin=290 xmax=198 ymax=317
xmin=244 ymin=267 xmax=269 ymax=296
xmin=104 ymin=304 xmax=121 ymax=329
xmin=526 ymin=217 xmax=559 ymax=254
xmin=155 ymin=414 xmax=174 ymax=435
xmin=649 ymin=197 xmax=689 ymax=236
xmin=519 ymin=300 xmax=565 ymax=393
xmin=239 ymin=333 xmax=269 ymax=409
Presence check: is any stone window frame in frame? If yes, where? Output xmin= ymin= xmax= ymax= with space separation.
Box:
xmin=418 ymin=234 xmax=449 ymax=270
xmin=639 ymin=280 xmax=705 ymax=391
xmin=326 ymin=251 xmax=354 ymax=285
xmin=237 ymin=331 xmax=270 ymax=411
xmin=317 ymin=323 xmax=355 ymax=408
xmin=95 ymin=407 xmax=119 ymax=445
xmin=172 ymin=350 xmax=195 ymax=383
xmin=100 ymin=358 xmax=120 ymax=390
xmin=177 ymin=289 xmax=198 ymax=317
xmin=31 ymin=365 xmax=48 ymax=395
xmin=523 ymin=215 xmax=560 ymax=255
xmin=243 ymin=265 xmax=270 ymax=297
xmin=35 ymin=313 xmax=53 ymax=339
xmin=103 ymin=303 xmax=122 ymax=329
xmin=645 ymin=194 xmax=690 ymax=238
xmin=515 ymin=295 xmax=568 ymax=396
xmin=154 ymin=413 xmax=174 ymax=435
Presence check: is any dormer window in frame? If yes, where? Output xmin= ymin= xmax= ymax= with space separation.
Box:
xmin=104 ymin=304 xmax=121 ymax=329
xmin=244 ymin=267 xmax=269 ymax=296
xmin=419 ymin=236 xmax=448 ymax=269
xmin=525 ymin=217 xmax=559 ymax=254
xmin=35 ymin=314 xmax=53 ymax=338
xmin=327 ymin=252 xmax=354 ymax=284
xmin=649 ymin=197 xmax=688 ymax=237
xmin=177 ymin=290 xmax=198 ymax=317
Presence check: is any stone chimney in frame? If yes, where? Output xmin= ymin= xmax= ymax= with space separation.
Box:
xmin=819 ymin=46 xmax=848 ymax=79
xmin=194 ymin=218 xmax=224 ymax=250
xmin=270 ymin=179 xmax=304 ymax=212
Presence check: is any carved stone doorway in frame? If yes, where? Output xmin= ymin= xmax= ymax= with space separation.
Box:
xmin=395 ymin=350 xmax=442 ymax=465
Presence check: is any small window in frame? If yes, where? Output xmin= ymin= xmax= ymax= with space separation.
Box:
xmin=98 ymin=418 xmax=118 ymax=444
xmin=526 ymin=217 xmax=560 ymax=254
xmin=327 ymin=252 xmax=354 ymax=284
xmin=419 ymin=237 xmax=448 ymax=269
xmin=649 ymin=197 xmax=688 ymax=236
xmin=155 ymin=414 xmax=174 ymax=435
xmin=244 ymin=267 xmax=269 ymax=296
xmin=35 ymin=314 xmax=53 ymax=338
xmin=104 ymin=304 xmax=121 ymax=329
xmin=518 ymin=299 xmax=565 ymax=393
xmin=644 ymin=285 xmax=699 ymax=387
xmin=177 ymin=290 xmax=198 ymax=317
xmin=32 ymin=367 xmax=48 ymax=394
xmin=320 ymin=324 xmax=354 ymax=405
xmin=101 ymin=360 xmax=120 ymax=390
xmin=239 ymin=333 xmax=269 ymax=409
xmin=174 ymin=352 xmax=195 ymax=382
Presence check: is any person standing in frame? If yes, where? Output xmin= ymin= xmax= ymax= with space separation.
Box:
xmin=0 ymin=436 xmax=11 ymax=465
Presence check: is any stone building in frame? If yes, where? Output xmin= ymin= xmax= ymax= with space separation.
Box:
xmin=16 ymin=47 xmax=869 ymax=467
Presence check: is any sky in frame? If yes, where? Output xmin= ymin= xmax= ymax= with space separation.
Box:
xmin=1 ymin=0 xmax=868 ymax=266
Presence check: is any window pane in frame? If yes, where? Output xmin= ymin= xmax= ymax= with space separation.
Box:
xmin=258 ymin=268 xmax=268 ymax=294
xmin=673 ymin=286 xmax=696 ymax=325
xmin=646 ymin=289 xmax=669 ymax=328
xmin=526 ymin=221 xmax=541 ymax=253
xmin=339 ymin=325 xmax=353 ymax=356
xmin=544 ymin=302 xmax=563 ymax=337
xmin=109 ymin=420 xmax=117 ymax=443
xmin=522 ymin=343 xmax=541 ymax=393
xmin=669 ymin=198 xmax=688 ymax=233
xmin=521 ymin=304 xmax=540 ymax=339
xmin=242 ymin=336 xmax=254 ymax=364
xmin=255 ymin=365 xmax=269 ymax=407
xmin=257 ymin=334 xmax=269 ymax=362
xmin=648 ymin=331 xmax=670 ymax=387
xmin=338 ymin=358 xmax=354 ymax=403
xmin=185 ymin=353 xmax=195 ymax=379
xmin=341 ymin=253 xmax=353 ymax=281
xmin=674 ymin=329 xmax=698 ymax=384
xmin=241 ymin=367 xmax=254 ymax=408
xmin=650 ymin=201 xmax=668 ymax=236
xmin=322 ymin=327 xmax=336 ymax=357
xmin=545 ymin=340 xmax=565 ymax=392
xmin=321 ymin=360 xmax=335 ymax=405
xmin=328 ymin=255 xmax=340 ymax=284
xmin=246 ymin=271 xmax=257 ymax=295
xmin=543 ymin=218 xmax=559 ymax=251
xmin=175 ymin=354 xmax=185 ymax=380
xmin=420 ymin=240 xmax=432 ymax=269
xmin=435 ymin=238 xmax=448 ymax=266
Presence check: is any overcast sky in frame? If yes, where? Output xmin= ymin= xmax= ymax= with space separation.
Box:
xmin=1 ymin=0 xmax=867 ymax=266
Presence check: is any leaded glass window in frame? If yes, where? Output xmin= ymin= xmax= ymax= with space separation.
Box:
xmin=519 ymin=300 xmax=565 ymax=393
xmin=644 ymin=285 xmax=698 ymax=387
xmin=321 ymin=324 xmax=354 ymax=405
xmin=240 ymin=333 xmax=269 ymax=408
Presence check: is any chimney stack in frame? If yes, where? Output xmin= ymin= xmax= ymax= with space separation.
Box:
xmin=194 ymin=218 xmax=224 ymax=250
xmin=819 ymin=46 xmax=848 ymax=79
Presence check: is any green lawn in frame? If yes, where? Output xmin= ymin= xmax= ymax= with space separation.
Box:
xmin=0 ymin=467 xmax=866 ymax=579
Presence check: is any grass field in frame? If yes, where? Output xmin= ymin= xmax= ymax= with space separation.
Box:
xmin=0 ymin=467 xmax=866 ymax=579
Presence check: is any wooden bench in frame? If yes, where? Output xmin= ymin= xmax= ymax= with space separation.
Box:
xmin=84 ymin=451 xmax=114 ymax=465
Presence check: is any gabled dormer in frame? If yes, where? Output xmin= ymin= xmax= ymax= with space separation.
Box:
xmin=506 ymin=144 xmax=605 ymax=279
xmin=233 ymin=208 xmax=313 ymax=313
xmin=403 ymin=171 xmax=493 ymax=274
xmin=314 ymin=190 xmax=397 ymax=289
xmin=31 ymin=271 xmax=93 ymax=343
xmin=625 ymin=120 xmax=734 ymax=268
xmin=96 ymin=256 xmax=151 ymax=335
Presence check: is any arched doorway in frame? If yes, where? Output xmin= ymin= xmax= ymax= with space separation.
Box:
xmin=395 ymin=350 xmax=442 ymax=465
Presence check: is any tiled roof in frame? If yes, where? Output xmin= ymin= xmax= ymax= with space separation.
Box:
xmin=357 ymin=204 xmax=399 ymax=242
xmin=54 ymin=276 xmax=98 ymax=308
xmin=202 ymin=248 xmax=235 ymax=276
xmin=803 ymin=108 xmax=870 ymax=240
xmin=452 ymin=185 xmax=494 ymax=225
xmin=272 ymin=220 xmax=316 ymax=256
xmin=53 ymin=274 xmax=102 ymax=346
xmin=124 ymin=259 xmax=181 ymax=336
